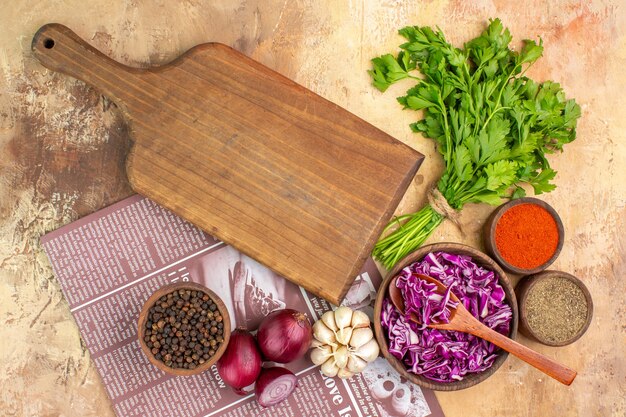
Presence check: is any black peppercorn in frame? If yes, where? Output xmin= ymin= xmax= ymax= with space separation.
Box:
xmin=144 ymin=288 xmax=224 ymax=370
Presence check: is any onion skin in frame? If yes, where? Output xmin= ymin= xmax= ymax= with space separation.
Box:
xmin=256 ymin=366 xmax=298 ymax=407
xmin=217 ymin=328 xmax=262 ymax=395
xmin=258 ymin=309 xmax=313 ymax=363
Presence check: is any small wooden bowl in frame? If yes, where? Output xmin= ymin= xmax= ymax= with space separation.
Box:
xmin=516 ymin=270 xmax=593 ymax=347
xmin=483 ymin=197 xmax=564 ymax=275
xmin=373 ymin=243 xmax=518 ymax=391
xmin=137 ymin=282 xmax=231 ymax=376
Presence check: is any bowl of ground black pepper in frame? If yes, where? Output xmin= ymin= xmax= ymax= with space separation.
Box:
xmin=138 ymin=282 xmax=231 ymax=376
xmin=483 ymin=197 xmax=564 ymax=274
xmin=516 ymin=271 xmax=593 ymax=346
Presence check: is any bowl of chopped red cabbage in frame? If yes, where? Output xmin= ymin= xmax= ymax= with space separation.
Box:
xmin=374 ymin=243 xmax=518 ymax=391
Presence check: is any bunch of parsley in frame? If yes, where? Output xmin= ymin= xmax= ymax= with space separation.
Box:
xmin=369 ymin=18 xmax=580 ymax=269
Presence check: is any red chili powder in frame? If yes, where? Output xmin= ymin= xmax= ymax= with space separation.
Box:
xmin=494 ymin=203 xmax=559 ymax=269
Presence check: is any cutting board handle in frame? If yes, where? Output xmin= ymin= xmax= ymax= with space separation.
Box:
xmin=31 ymin=24 xmax=144 ymax=111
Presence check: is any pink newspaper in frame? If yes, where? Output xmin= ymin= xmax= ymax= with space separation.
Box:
xmin=41 ymin=195 xmax=444 ymax=417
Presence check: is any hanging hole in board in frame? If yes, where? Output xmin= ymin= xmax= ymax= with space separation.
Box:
xmin=43 ymin=38 xmax=55 ymax=49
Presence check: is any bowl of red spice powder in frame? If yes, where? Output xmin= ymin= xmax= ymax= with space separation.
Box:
xmin=483 ymin=198 xmax=564 ymax=274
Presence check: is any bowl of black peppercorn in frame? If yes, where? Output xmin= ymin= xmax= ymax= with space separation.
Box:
xmin=138 ymin=282 xmax=231 ymax=376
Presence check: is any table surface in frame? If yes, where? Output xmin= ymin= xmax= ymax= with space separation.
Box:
xmin=1 ymin=1 xmax=624 ymax=416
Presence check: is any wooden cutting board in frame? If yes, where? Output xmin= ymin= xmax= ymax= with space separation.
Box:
xmin=32 ymin=24 xmax=423 ymax=304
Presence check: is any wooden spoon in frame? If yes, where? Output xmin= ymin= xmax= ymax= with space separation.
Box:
xmin=389 ymin=274 xmax=577 ymax=385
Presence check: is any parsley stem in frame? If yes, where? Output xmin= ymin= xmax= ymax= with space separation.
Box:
xmin=372 ymin=205 xmax=443 ymax=269
xmin=479 ymin=106 xmax=511 ymax=133
xmin=369 ymin=20 xmax=580 ymax=269
xmin=438 ymin=96 xmax=453 ymax=166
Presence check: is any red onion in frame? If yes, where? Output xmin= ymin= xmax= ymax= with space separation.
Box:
xmin=217 ymin=328 xmax=262 ymax=395
xmin=255 ymin=366 xmax=298 ymax=407
xmin=257 ymin=309 xmax=312 ymax=363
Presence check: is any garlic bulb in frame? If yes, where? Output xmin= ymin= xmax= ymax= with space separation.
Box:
xmin=337 ymin=367 xmax=354 ymax=379
xmin=334 ymin=306 xmax=353 ymax=329
xmin=313 ymin=319 xmax=336 ymax=345
xmin=321 ymin=310 xmax=338 ymax=332
xmin=334 ymin=345 xmax=349 ymax=369
xmin=309 ymin=306 xmax=379 ymax=379
xmin=310 ymin=338 xmax=325 ymax=349
xmin=321 ymin=357 xmax=339 ymax=377
xmin=349 ymin=327 xmax=373 ymax=349
xmin=351 ymin=310 xmax=370 ymax=329
xmin=353 ymin=338 xmax=380 ymax=363
xmin=310 ymin=345 xmax=334 ymax=366
xmin=347 ymin=354 xmax=368 ymax=373
xmin=335 ymin=326 xmax=353 ymax=345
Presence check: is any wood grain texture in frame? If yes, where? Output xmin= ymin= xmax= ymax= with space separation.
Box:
xmin=1 ymin=1 xmax=625 ymax=416
xmin=31 ymin=24 xmax=423 ymax=305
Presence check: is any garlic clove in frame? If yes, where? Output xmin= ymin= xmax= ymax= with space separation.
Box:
xmin=353 ymin=338 xmax=380 ymax=363
xmin=321 ymin=357 xmax=339 ymax=377
xmin=351 ymin=310 xmax=371 ymax=329
xmin=310 ymin=345 xmax=334 ymax=366
xmin=349 ymin=327 xmax=374 ymax=349
xmin=335 ymin=326 xmax=353 ymax=346
xmin=337 ymin=367 xmax=354 ymax=379
xmin=310 ymin=338 xmax=325 ymax=349
xmin=334 ymin=345 xmax=349 ymax=369
xmin=313 ymin=320 xmax=336 ymax=345
xmin=334 ymin=306 xmax=353 ymax=330
xmin=346 ymin=353 xmax=368 ymax=373
xmin=321 ymin=310 xmax=338 ymax=332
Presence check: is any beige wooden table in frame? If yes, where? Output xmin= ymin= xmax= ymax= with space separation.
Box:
xmin=1 ymin=1 xmax=624 ymax=416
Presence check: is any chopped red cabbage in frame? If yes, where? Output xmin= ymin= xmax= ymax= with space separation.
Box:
xmin=396 ymin=273 xmax=458 ymax=329
xmin=381 ymin=251 xmax=512 ymax=382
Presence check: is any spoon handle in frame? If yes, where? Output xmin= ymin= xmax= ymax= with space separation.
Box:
xmin=467 ymin=320 xmax=577 ymax=385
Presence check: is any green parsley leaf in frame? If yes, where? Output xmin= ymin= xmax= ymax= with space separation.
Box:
xmin=369 ymin=18 xmax=581 ymax=268
xmin=512 ymin=186 xmax=527 ymax=199
xmin=519 ymin=39 xmax=543 ymax=64
xmin=454 ymin=145 xmax=473 ymax=181
xmin=485 ymin=160 xmax=518 ymax=191
xmin=529 ymin=167 xmax=557 ymax=194
xmin=368 ymin=53 xmax=413 ymax=92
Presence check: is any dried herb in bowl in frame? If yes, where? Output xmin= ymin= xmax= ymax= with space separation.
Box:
xmin=524 ymin=276 xmax=589 ymax=344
